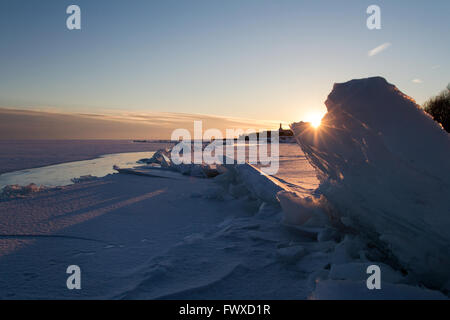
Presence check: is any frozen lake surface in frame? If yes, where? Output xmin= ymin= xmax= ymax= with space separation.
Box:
xmin=0 ymin=140 xmax=172 ymax=174
xmin=0 ymin=151 xmax=154 ymax=189
xmin=0 ymin=142 xmax=318 ymax=192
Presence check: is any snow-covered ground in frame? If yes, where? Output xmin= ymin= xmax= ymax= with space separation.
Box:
xmin=0 ymin=143 xmax=446 ymax=299
xmin=0 ymin=144 xmax=325 ymax=299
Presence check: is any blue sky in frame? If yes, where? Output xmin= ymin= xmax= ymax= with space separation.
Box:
xmin=0 ymin=0 xmax=449 ymax=125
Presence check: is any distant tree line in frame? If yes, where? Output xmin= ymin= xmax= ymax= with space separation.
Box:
xmin=423 ymin=83 xmax=450 ymax=133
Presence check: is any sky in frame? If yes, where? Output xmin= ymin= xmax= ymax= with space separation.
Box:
xmin=0 ymin=0 xmax=449 ymax=138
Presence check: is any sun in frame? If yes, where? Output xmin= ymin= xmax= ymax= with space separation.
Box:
xmin=306 ymin=113 xmax=324 ymax=128
xmin=310 ymin=117 xmax=321 ymax=128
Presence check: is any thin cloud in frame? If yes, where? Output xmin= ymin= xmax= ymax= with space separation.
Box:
xmin=431 ymin=65 xmax=440 ymax=70
xmin=368 ymin=42 xmax=391 ymax=57
xmin=412 ymin=78 xmax=423 ymax=84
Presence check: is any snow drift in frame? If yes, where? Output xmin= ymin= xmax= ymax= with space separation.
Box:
xmin=291 ymin=77 xmax=450 ymax=289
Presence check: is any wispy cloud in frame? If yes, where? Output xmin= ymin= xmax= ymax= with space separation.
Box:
xmin=431 ymin=65 xmax=440 ymax=70
xmin=368 ymin=42 xmax=391 ymax=57
xmin=412 ymin=78 xmax=423 ymax=84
